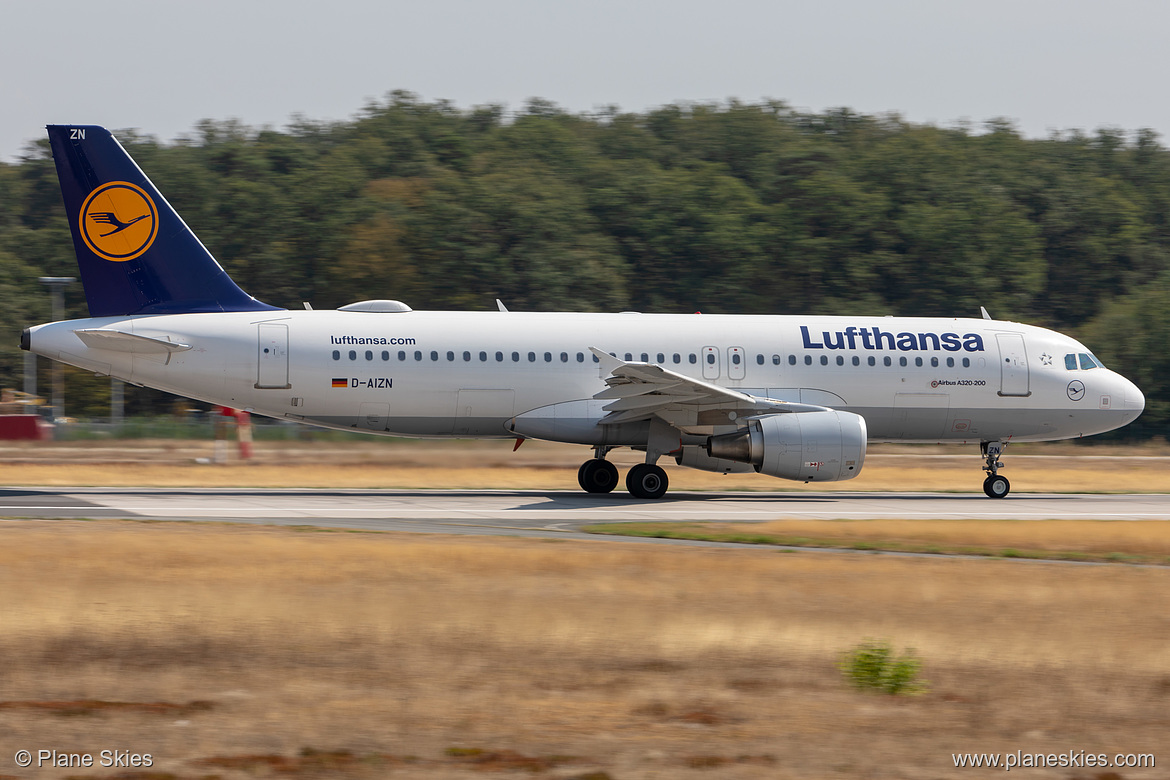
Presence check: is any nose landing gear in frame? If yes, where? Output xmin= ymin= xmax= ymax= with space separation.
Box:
xmin=981 ymin=440 xmax=1010 ymax=498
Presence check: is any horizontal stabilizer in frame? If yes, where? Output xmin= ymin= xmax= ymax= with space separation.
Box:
xmin=73 ymin=328 xmax=191 ymax=354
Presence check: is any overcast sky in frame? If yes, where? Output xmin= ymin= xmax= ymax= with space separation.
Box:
xmin=3 ymin=0 xmax=1169 ymax=161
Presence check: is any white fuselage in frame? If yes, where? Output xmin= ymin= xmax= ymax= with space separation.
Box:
xmin=26 ymin=310 xmax=1144 ymax=446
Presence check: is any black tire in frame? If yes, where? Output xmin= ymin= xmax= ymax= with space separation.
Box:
xmin=626 ymin=463 xmax=669 ymax=499
xmin=578 ymin=459 xmax=619 ymax=494
xmin=983 ymin=474 xmax=1010 ymax=498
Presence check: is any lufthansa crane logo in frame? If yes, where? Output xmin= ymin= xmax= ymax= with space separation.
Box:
xmin=79 ymin=181 xmax=158 ymax=262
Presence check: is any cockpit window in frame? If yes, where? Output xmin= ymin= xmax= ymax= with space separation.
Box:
xmin=1064 ymin=354 xmax=1077 ymax=370
xmin=1078 ymin=353 xmax=1099 ymax=370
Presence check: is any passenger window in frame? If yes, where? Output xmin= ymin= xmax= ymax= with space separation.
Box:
xmin=332 ymin=350 xmax=340 ymax=360
xmin=788 ymin=355 xmax=796 ymax=366
xmin=398 ymin=351 xmax=406 ymax=361
xmin=931 ymin=357 xmax=938 ymax=367
xmin=479 ymin=351 xmax=487 ymax=361
xmin=852 ymin=356 xmax=860 ymax=366
xmin=899 ymin=356 xmax=907 ymax=367
xmin=732 ymin=353 xmax=741 ymax=365
xmin=1065 ymin=354 xmax=1077 ymax=370
xmin=414 ymin=350 xmax=422 ymax=361
xmin=772 ymin=355 xmax=781 ymax=365
xmin=561 ymin=352 xmax=569 ymax=362
xmin=915 ymin=357 xmax=922 ymax=367
xmin=576 ymin=353 xmax=584 ymax=363
xmin=868 ymin=356 xmax=876 ymax=366
xmin=446 ymin=351 xmax=454 ymax=361
xmin=365 ymin=350 xmax=373 ymax=361
xmin=756 ymin=354 xmax=765 ymax=365
xmin=947 ymin=357 xmax=955 ymax=368
xmin=511 ymin=351 xmax=520 ymax=362
xmin=593 ymin=354 xmax=600 ymax=363
xmin=706 ymin=353 xmax=715 ymax=365
xmin=431 ymin=351 xmax=439 ymax=361
xmin=544 ymin=352 xmax=552 ymax=362
xmin=349 ymin=350 xmax=357 ymax=361
xmin=495 ymin=351 xmax=503 ymax=362
xmin=820 ymin=355 xmax=828 ymax=366
xmin=462 ymin=351 xmax=471 ymax=361
xmin=625 ymin=353 xmax=633 ymax=361
xmin=673 ymin=353 xmax=681 ymax=364
xmin=962 ymin=357 xmax=970 ymax=368
xmin=382 ymin=351 xmax=389 ymax=361
xmin=657 ymin=353 xmax=665 ymax=363
xmin=641 ymin=353 xmax=649 ymax=362
xmin=689 ymin=354 xmax=697 ymax=364
xmin=836 ymin=356 xmax=844 ymax=366
xmin=804 ymin=355 xmax=812 ymax=365
xmin=528 ymin=352 xmax=536 ymax=362
xmin=1078 ymin=353 xmax=1098 ymax=370
xmin=883 ymin=356 xmax=892 ymax=367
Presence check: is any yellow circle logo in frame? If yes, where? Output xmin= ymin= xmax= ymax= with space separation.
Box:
xmin=79 ymin=181 xmax=158 ymax=262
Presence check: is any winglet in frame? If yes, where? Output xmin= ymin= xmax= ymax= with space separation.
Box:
xmin=588 ymin=346 xmax=624 ymax=374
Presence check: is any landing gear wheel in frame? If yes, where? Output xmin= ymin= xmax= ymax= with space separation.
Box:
xmin=578 ymin=459 xmax=619 ymax=494
xmin=626 ymin=463 xmax=668 ymax=499
xmin=983 ymin=474 xmax=1010 ymax=499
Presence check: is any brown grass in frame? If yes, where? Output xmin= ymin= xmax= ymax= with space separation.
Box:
xmin=1 ymin=439 xmax=1169 ymax=492
xmin=1 ymin=520 xmax=1168 ymax=778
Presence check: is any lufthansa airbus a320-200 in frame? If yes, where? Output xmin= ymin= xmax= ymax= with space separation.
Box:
xmin=23 ymin=125 xmax=1145 ymax=498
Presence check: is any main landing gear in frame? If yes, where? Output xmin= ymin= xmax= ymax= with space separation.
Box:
xmin=576 ymin=450 xmax=669 ymax=499
xmin=577 ymin=458 xmax=619 ymax=494
xmin=981 ymin=440 xmax=1010 ymax=498
xmin=626 ymin=463 xmax=669 ymax=499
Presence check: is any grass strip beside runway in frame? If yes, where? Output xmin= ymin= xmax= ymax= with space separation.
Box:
xmin=583 ymin=518 xmax=1170 ymax=564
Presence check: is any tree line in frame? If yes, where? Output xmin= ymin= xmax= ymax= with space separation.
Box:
xmin=0 ymin=92 xmax=1166 ymax=435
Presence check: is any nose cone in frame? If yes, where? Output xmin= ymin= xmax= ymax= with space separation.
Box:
xmin=1122 ymin=375 xmax=1145 ymax=419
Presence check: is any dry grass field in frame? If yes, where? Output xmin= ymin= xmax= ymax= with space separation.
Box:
xmin=0 ymin=438 xmax=1169 ymax=492
xmin=1 ymin=520 xmax=1168 ymax=780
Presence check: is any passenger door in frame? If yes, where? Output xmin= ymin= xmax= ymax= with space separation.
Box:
xmin=256 ymin=323 xmax=290 ymax=389
xmin=996 ymin=333 xmax=1030 ymax=397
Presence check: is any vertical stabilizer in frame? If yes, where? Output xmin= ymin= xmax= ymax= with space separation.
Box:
xmin=46 ymin=124 xmax=280 ymax=317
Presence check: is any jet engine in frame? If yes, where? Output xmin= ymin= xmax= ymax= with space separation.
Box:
xmin=674 ymin=446 xmax=756 ymax=474
xmin=706 ymin=410 xmax=867 ymax=482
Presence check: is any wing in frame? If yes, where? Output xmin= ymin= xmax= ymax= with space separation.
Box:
xmin=588 ymin=347 xmax=830 ymax=430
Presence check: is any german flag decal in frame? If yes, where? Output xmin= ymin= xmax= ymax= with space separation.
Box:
xmin=331 ymin=378 xmax=348 ymax=388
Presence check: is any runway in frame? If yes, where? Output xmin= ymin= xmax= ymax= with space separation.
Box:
xmin=0 ymin=488 xmax=1166 ymax=544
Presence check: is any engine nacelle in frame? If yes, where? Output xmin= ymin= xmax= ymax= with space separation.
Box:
xmin=674 ymin=446 xmax=756 ymax=474
xmin=706 ymin=410 xmax=867 ymax=482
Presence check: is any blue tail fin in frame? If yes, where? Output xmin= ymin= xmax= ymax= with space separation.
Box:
xmin=47 ymin=124 xmax=281 ymax=317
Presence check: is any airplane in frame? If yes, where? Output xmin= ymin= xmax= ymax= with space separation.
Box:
xmin=21 ymin=125 xmax=1145 ymax=499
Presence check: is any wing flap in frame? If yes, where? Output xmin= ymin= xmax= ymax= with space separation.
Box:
xmin=587 ymin=347 xmax=831 ymax=426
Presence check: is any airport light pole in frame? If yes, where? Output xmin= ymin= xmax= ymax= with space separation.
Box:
xmin=38 ymin=276 xmax=74 ymax=421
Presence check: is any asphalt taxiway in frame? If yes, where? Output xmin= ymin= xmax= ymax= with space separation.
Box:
xmin=0 ymin=488 xmax=1166 ymax=543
